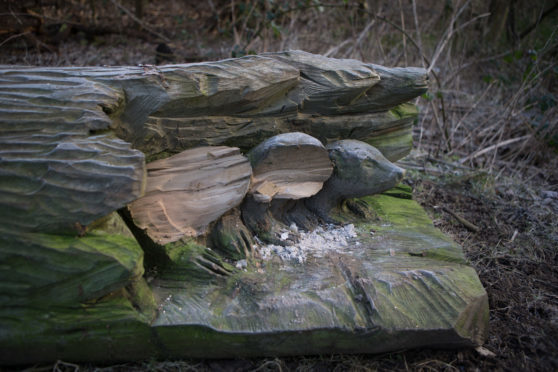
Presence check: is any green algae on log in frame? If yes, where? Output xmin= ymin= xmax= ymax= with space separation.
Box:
xmin=151 ymin=187 xmax=487 ymax=350
xmin=0 ymin=215 xmax=144 ymax=307
xmin=0 ymin=189 xmax=488 ymax=364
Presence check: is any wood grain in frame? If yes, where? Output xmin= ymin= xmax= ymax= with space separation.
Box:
xmin=0 ymin=68 xmax=145 ymax=234
xmin=248 ymin=132 xmax=333 ymax=202
xmin=128 ymin=146 xmax=252 ymax=245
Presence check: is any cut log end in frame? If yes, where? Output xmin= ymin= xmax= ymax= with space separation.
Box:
xmin=248 ymin=132 xmax=333 ymax=202
xmin=128 ymin=146 xmax=252 ymax=245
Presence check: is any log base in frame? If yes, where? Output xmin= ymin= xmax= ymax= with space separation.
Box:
xmin=0 ymin=186 xmax=488 ymax=364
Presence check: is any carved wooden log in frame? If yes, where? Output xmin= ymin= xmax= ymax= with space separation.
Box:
xmin=262 ymin=51 xmax=381 ymax=114
xmin=263 ymin=51 xmax=428 ymax=115
xmin=0 ymin=52 xmax=489 ymax=365
xmin=127 ymin=54 xmax=426 ymax=160
xmin=0 ymin=51 xmax=427 ymax=163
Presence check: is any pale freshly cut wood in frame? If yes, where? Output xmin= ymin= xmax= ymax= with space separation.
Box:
xmin=248 ymin=132 xmax=333 ymax=203
xmin=128 ymin=146 xmax=252 ymax=245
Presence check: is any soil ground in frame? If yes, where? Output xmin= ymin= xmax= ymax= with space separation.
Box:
xmin=2 ymin=1 xmax=557 ymax=371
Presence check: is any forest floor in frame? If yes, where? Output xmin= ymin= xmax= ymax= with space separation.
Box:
xmin=2 ymin=1 xmax=557 ymax=371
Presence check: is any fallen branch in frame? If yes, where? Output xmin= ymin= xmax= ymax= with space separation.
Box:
xmin=436 ymin=206 xmax=480 ymax=232
xmin=459 ymin=135 xmax=531 ymax=164
xmin=0 ymin=31 xmax=30 ymax=48
xmin=519 ymin=3 xmax=558 ymax=40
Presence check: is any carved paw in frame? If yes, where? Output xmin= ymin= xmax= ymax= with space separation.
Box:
xmin=211 ymin=208 xmax=254 ymax=260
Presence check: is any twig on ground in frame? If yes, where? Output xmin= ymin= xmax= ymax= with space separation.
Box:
xmin=253 ymin=358 xmax=283 ymax=372
xmin=426 ymin=156 xmax=473 ymax=170
xmin=460 ymin=135 xmax=531 ymax=164
xmin=475 ymin=346 xmax=497 ymax=358
xmin=0 ymin=31 xmax=30 ymax=48
xmin=436 ymin=205 xmax=480 ymax=232
xmin=414 ymin=358 xmax=460 ymax=371
xmin=397 ymin=161 xmax=444 ymax=175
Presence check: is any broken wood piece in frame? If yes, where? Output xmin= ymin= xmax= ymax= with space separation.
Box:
xmin=128 ymin=146 xmax=251 ymax=245
xmin=248 ymin=132 xmax=333 ymax=203
xmin=475 ymin=346 xmax=497 ymax=358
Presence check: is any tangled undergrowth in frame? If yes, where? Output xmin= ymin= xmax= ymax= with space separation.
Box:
xmin=2 ymin=0 xmax=557 ymax=371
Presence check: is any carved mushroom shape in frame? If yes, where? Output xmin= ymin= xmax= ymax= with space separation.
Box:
xmin=241 ymin=132 xmax=333 ymax=245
